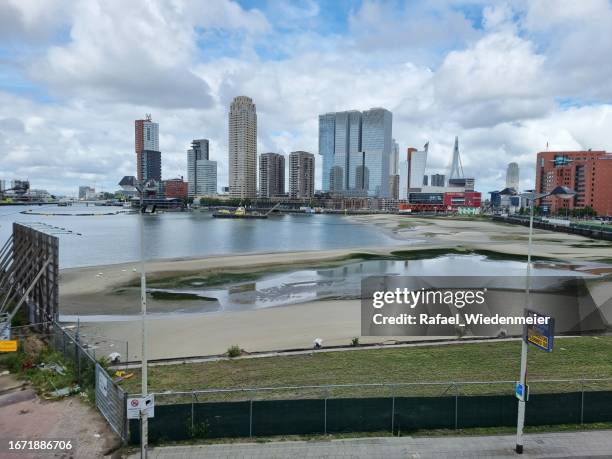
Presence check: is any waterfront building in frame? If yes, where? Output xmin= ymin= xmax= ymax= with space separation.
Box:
xmin=228 ymin=96 xmax=257 ymax=199
xmin=259 ymin=153 xmax=285 ymax=198
xmin=289 ymin=151 xmax=315 ymax=198
xmin=318 ymin=113 xmax=335 ymax=192
xmin=140 ymin=150 xmax=161 ymax=182
xmin=319 ymin=107 xmax=392 ymax=197
xmin=390 ymin=139 xmax=399 ymax=175
xmin=188 ymin=139 xmax=217 ymax=197
xmin=506 ymin=162 xmax=519 ymax=190
xmin=398 ymin=156 xmax=409 ymax=200
xmin=78 ymin=186 xmax=96 ymax=200
xmin=448 ymin=177 xmax=475 ymax=191
xmin=431 ymin=174 xmax=446 ymax=187
xmin=407 ymin=143 xmax=428 ymax=191
xmin=388 ymin=139 xmax=400 ymax=199
xmin=164 ymin=178 xmax=188 ymax=199
xmin=535 ymin=150 xmax=612 ymax=216
xmin=135 ymin=114 xmax=159 ymax=181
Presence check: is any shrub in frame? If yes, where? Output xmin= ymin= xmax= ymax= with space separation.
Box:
xmin=350 ymin=337 xmax=359 ymax=347
xmin=227 ymin=345 xmax=241 ymax=358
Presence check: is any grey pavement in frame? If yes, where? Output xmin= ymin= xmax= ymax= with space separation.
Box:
xmin=131 ymin=430 xmax=612 ymax=458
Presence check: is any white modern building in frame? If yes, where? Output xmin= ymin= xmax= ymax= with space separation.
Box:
xmin=228 ymin=96 xmax=257 ymax=199
xmin=78 ymin=186 xmax=96 ymax=200
xmin=506 ymin=162 xmax=519 ymax=190
xmin=398 ymin=156 xmax=409 ymax=200
xmin=188 ymin=139 xmax=217 ymax=197
xmin=390 ymin=139 xmax=399 ymax=175
xmin=408 ymin=143 xmax=428 ymax=190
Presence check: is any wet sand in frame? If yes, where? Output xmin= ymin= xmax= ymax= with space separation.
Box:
xmin=60 ymin=215 xmax=611 ymax=359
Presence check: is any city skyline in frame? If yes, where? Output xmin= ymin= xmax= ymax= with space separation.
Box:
xmin=2 ymin=1 xmax=612 ymax=195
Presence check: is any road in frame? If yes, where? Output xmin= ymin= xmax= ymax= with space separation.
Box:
xmin=129 ymin=430 xmax=612 ymax=458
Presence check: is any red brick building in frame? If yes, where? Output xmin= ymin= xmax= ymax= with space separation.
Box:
xmin=163 ymin=178 xmax=188 ymax=199
xmin=535 ymin=150 xmax=612 ymax=216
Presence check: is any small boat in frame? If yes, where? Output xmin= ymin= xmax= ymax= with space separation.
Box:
xmin=212 ymin=206 xmax=268 ymax=219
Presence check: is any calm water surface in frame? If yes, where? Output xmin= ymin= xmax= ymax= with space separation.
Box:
xmin=0 ymin=204 xmax=401 ymax=268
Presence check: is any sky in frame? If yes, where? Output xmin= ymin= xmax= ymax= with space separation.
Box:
xmin=1 ymin=0 xmax=612 ymax=196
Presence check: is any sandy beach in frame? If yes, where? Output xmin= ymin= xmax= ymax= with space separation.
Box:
xmin=60 ymin=215 xmax=612 ymax=359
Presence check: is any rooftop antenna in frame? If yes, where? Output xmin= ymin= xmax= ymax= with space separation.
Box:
xmin=448 ymin=136 xmax=464 ymax=180
xmin=145 ymin=113 xmax=152 ymax=121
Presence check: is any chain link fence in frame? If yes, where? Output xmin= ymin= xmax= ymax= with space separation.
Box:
xmin=49 ymin=321 xmax=128 ymax=442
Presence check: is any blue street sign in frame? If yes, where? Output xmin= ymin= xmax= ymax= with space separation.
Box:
xmin=515 ymin=382 xmax=529 ymax=401
xmin=523 ymin=309 xmax=555 ymax=352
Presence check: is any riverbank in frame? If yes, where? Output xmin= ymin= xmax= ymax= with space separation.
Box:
xmin=59 ymin=215 xmax=612 ymax=317
xmin=58 ymin=216 xmax=611 ymax=359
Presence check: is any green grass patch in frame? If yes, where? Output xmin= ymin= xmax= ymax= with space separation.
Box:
xmin=119 ymin=336 xmax=612 ymax=401
xmin=0 ymin=347 xmax=78 ymax=396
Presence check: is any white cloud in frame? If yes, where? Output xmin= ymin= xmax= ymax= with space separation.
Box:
xmin=1 ymin=0 xmax=612 ymax=198
xmin=434 ymin=31 xmax=551 ymax=127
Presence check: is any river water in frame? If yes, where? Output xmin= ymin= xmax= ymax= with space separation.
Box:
xmin=0 ymin=204 xmax=402 ymax=268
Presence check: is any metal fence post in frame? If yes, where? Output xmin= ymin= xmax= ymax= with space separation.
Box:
xmin=191 ymin=391 xmax=195 ymax=434
xmin=454 ymin=383 xmax=459 ymax=431
xmin=249 ymin=399 xmax=253 ymax=438
xmin=324 ymin=397 xmax=327 ymax=435
xmin=123 ymin=391 xmax=129 ymax=445
xmin=391 ymin=396 xmax=395 ymax=434
xmin=580 ymin=379 xmax=585 ymax=425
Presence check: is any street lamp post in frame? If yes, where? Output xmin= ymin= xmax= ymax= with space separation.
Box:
xmin=514 ymin=186 xmax=575 ymax=454
xmin=119 ymin=176 xmax=156 ymax=458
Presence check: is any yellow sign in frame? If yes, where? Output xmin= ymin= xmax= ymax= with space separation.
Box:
xmin=527 ymin=331 xmax=548 ymax=349
xmin=0 ymin=340 xmax=18 ymax=352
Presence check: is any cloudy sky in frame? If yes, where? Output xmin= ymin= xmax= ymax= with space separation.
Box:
xmin=1 ymin=0 xmax=612 ymax=196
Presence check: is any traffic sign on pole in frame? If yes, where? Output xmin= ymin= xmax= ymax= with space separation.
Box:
xmin=127 ymin=394 xmax=155 ymax=419
xmin=524 ymin=309 xmax=555 ymax=352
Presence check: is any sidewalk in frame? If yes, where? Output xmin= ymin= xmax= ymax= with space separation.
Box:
xmin=132 ymin=430 xmax=612 ymax=458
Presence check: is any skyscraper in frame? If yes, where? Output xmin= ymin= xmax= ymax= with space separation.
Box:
xmin=389 ymin=139 xmax=400 ymax=198
xmin=188 ymin=139 xmax=217 ymax=197
xmin=390 ymin=139 xmax=399 ymax=175
xmin=359 ymin=108 xmax=392 ymax=197
xmin=135 ymin=115 xmax=159 ymax=181
xmin=319 ymin=113 xmax=335 ymax=192
xmin=398 ymin=154 xmax=409 ymax=200
xmin=332 ymin=110 xmax=361 ymax=193
xmin=320 ymin=107 xmax=392 ymax=197
xmin=506 ymin=162 xmax=519 ymax=190
xmin=289 ymin=151 xmax=315 ymax=199
xmin=259 ymin=153 xmax=285 ymax=198
xmin=140 ymin=150 xmax=161 ymax=182
xmin=228 ymin=96 xmax=257 ymax=199
xmin=407 ymin=143 xmax=428 ymax=191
